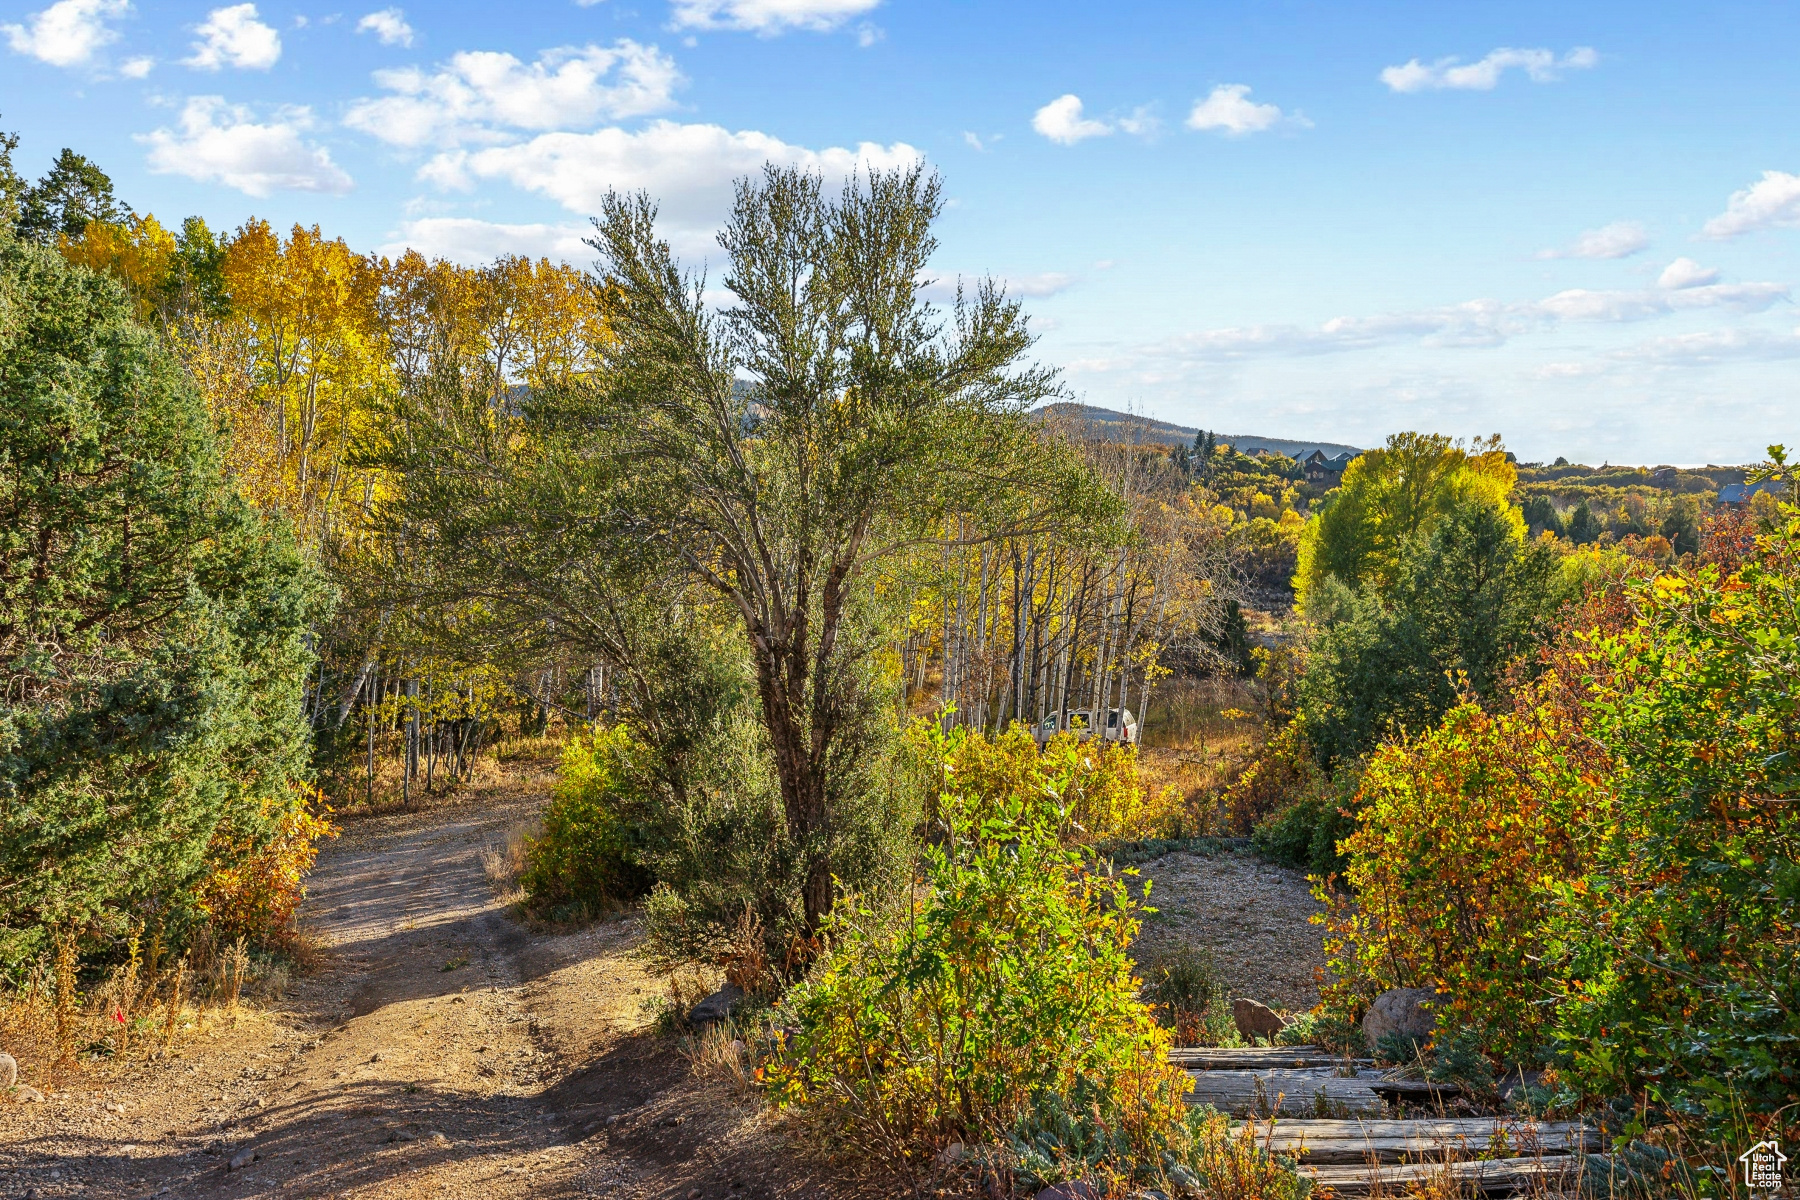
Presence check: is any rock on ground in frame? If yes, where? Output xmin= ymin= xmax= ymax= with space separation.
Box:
xmin=1363 ymin=986 xmax=1440 ymax=1050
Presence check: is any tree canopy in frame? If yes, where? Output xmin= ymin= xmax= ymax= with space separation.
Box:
xmin=1294 ymin=432 xmax=1520 ymax=608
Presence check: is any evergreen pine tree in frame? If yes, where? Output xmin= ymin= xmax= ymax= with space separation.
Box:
xmin=0 ymin=235 xmax=326 ymax=963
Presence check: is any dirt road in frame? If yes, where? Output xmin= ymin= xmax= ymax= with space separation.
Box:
xmin=0 ymin=774 xmax=860 ymax=1200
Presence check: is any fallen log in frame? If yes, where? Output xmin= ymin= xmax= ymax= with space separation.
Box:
xmin=1183 ymin=1069 xmax=1386 ymax=1118
xmin=1230 ymin=1118 xmax=1597 ymax=1164
xmin=1169 ymin=1046 xmax=1351 ymax=1070
xmin=1299 ymin=1154 xmax=1578 ymax=1197
xmin=1365 ymin=1078 xmax=1464 ymax=1104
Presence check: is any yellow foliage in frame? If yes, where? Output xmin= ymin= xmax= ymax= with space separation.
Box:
xmin=196 ymin=789 xmax=338 ymax=951
xmin=1294 ymin=432 xmax=1526 ymax=608
xmin=57 ymin=215 xmax=176 ymax=321
xmin=910 ymin=718 xmax=1163 ymax=841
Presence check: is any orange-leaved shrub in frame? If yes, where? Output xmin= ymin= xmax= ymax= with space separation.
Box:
xmin=1318 ymin=698 xmax=1605 ymax=1060
xmin=195 ymin=788 xmax=338 ymax=951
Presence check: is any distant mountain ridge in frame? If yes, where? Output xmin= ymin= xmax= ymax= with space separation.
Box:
xmin=1035 ymin=403 xmax=1362 ymax=461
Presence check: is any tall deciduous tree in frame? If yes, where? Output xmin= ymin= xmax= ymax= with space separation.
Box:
xmin=581 ymin=166 xmax=1094 ymax=930
xmin=1294 ymin=432 xmax=1520 ymax=608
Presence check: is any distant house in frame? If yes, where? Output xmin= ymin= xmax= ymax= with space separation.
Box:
xmin=1304 ymin=449 xmax=1355 ymax=486
xmin=1718 ymin=480 xmax=1782 ymax=505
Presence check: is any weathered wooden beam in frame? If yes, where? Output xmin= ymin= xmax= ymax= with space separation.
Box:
xmin=1298 ymin=1155 xmax=1578 ymax=1197
xmin=1366 ymin=1078 xmax=1464 ymax=1104
xmin=1169 ymin=1046 xmax=1350 ymax=1070
xmin=1230 ymin=1118 xmax=1597 ymax=1164
xmin=1184 ymin=1069 xmax=1386 ymax=1118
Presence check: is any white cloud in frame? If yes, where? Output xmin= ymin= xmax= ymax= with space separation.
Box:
xmin=356 ymin=7 xmax=413 ymax=47
xmin=1658 ymin=257 xmax=1720 ymax=290
xmin=1537 ymin=220 xmax=1649 ymax=260
xmin=1008 ymin=271 xmax=1075 ymax=297
xmin=1612 ymin=326 xmax=1800 ymax=364
xmin=421 ymin=119 xmax=920 ymax=247
xmin=3 ymin=0 xmax=128 ymax=68
xmin=962 ymin=131 xmax=985 ymax=151
xmin=1118 ymin=105 xmax=1161 ymax=137
xmin=118 ymin=53 xmax=152 ymax=76
xmin=1535 ymin=282 xmax=1785 ymax=322
xmin=670 ymin=0 xmax=881 ymax=34
xmin=140 ymin=96 xmax=352 ymax=196
xmin=1069 ymin=276 xmax=1790 ymax=372
xmin=345 ymin=41 xmax=682 ymax=148
xmin=1032 ymin=94 xmax=1112 ymax=145
xmin=1381 ymin=46 xmax=1597 ymax=92
xmin=378 ymin=217 xmax=591 ymax=263
xmin=184 ymin=4 xmax=281 ymax=71
xmin=1701 ymin=170 xmax=1800 ymax=239
xmin=922 ymin=271 xmax=1075 ymax=302
xmin=1185 ymin=84 xmax=1302 ymax=136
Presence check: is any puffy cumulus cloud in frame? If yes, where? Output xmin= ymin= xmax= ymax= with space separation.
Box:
xmin=1185 ymin=84 xmax=1304 ymax=135
xmin=1658 ymin=257 xmax=1720 ymax=290
xmin=184 ymin=4 xmax=280 ymax=71
xmin=670 ymin=0 xmax=881 ymax=34
xmin=356 ymin=7 xmax=413 ymax=47
xmin=118 ymin=53 xmax=152 ymax=76
xmin=140 ymin=96 xmax=352 ymax=196
xmin=1701 ymin=169 xmax=1800 ymax=239
xmin=421 ymin=120 xmax=920 ymax=243
xmin=344 ymin=41 xmax=681 ymax=148
xmin=1381 ymin=46 xmax=1596 ymax=92
xmin=1032 ymin=94 xmax=1112 ymax=145
xmin=3 ymin=0 xmax=128 ymax=68
xmin=378 ymin=217 xmax=590 ymax=264
xmin=1537 ymin=220 xmax=1649 ymax=260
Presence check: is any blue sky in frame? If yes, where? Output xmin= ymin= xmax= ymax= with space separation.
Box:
xmin=4 ymin=0 xmax=1798 ymax=465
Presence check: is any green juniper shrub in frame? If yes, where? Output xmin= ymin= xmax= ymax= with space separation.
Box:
xmin=1425 ymin=1026 xmax=1496 ymax=1097
xmin=1298 ymin=499 xmax=1565 ymax=767
xmin=1251 ymin=787 xmax=1359 ymax=881
xmin=0 ymin=233 xmax=326 ymax=968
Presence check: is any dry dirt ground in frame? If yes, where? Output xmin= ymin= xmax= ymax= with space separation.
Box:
xmin=1132 ymin=847 xmax=1329 ymax=1015
xmin=0 ymin=773 xmax=1329 ymax=1200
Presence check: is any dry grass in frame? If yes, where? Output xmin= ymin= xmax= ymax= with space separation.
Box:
xmin=1143 ymin=676 xmax=1262 ymax=752
xmin=1135 ymin=676 xmax=1267 ymax=836
xmin=481 ymin=820 xmax=537 ymax=908
xmin=1191 ymin=1110 xmax=1312 ymax=1200
xmin=684 ymin=1020 xmax=756 ymax=1094
xmin=0 ymin=920 xmax=310 ymax=1094
xmin=331 ymin=736 xmax=565 ymax=819
xmin=492 ymin=729 xmax=573 ymax=762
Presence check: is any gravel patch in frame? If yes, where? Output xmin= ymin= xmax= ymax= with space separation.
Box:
xmin=1131 ymin=848 xmax=1328 ymax=1015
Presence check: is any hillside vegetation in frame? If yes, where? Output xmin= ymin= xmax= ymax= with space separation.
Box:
xmin=2 ymin=123 xmax=1792 ymax=1199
